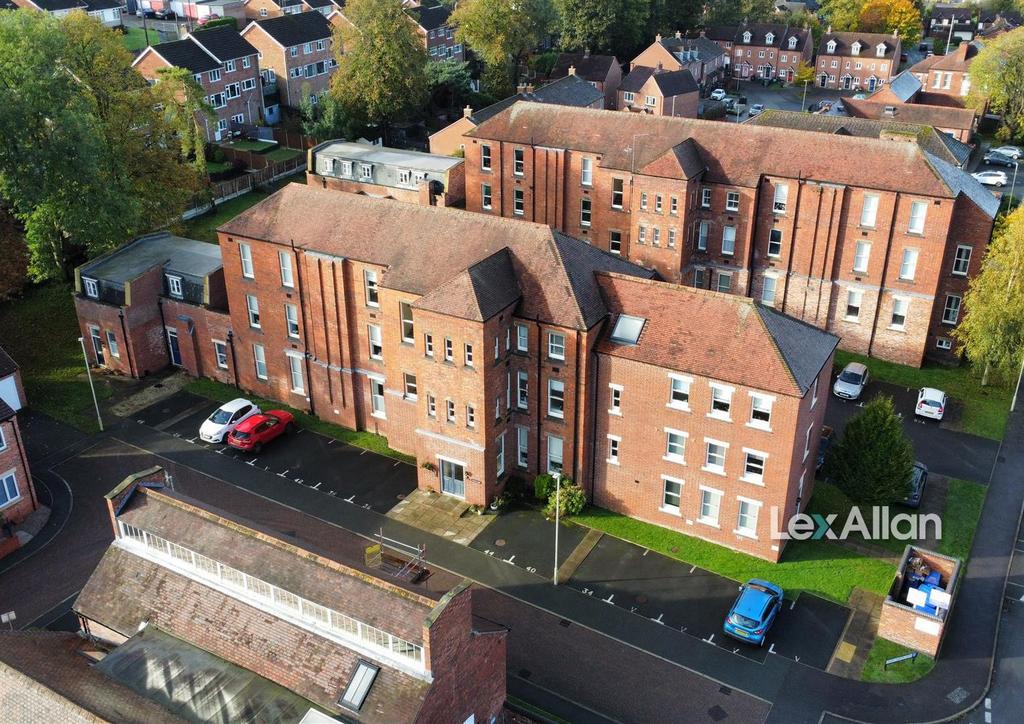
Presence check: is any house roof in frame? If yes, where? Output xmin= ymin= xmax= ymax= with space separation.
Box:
xmin=594 ymin=274 xmax=838 ymax=397
xmin=143 ymin=38 xmax=220 ymax=74
xmin=620 ymin=66 xmax=698 ymax=96
xmin=96 ymin=627 xmax=323 ymax=722
xmin=84 ymin=0 xmax=123 ymax=10
xmin=30 ymin=0 xmax=85 ymax=10
xmin=252 ymin=11 xmax=332 ymax=46
xmin=78 ymin=232 xmax=222 ymax=286
xmin=406 ymin=0 xmax=452 ymax=32
xmin=819 ymin=31 xmax=899 ymax=59
xmin=932 ymin=41 xmax=981 ymax=71
xmin=659 ymin=35 xmax=726 ymax=62
xmin=0 ymin=346 xmax=18 ymax=380
xmin=550 ymin=52 xmax=619 ymax=82
xmin=746 ymin=109 xmax=972 ymax=167
xmin=312 ymin=141 xmax=463 ymax=173
xmin=734 ymin=23 xmax=788 ymax=47
xmin=885 ymin=69 xmax=922 ymax=101
xmin=0 ymin=631 xmax=183 ymax=724
xmin=930 ymin=4 xmax=974 ymax=21
xmin=189 ymin=26 xmax=257 ymax=63
xmin=467 ymin=75 xmax=603 ymax=125
xmin=414 ymin=248 xmax=521 ymax=322
xmin=924 ymin=150 xmax=1000 ymax=218
xmin=909 ymin=54 xmax=943 ymax=74
xmin=219 ymin=184 xmax=654 ymax=329
xmin=699 ymin=25 xmax=737 ymax=42
xmin=468 ymin=102 xmax=975 ymax=202
xmin=842 ymin=97 xmax=977 ymax=132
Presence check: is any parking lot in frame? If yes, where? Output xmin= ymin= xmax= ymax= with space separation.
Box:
xmin=132 ymin=390 xmax=417 ymax=513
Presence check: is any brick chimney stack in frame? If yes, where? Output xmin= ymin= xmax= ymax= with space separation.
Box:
xmin=655 ymin=33 xmax=662 ymax=42
xmin=568 ymin=65 xmax=576 ymax=76
xmin=463 ymin=105 xmax=473 ymax=118
xmin=675 ymin=31 xmax=682 ymax=39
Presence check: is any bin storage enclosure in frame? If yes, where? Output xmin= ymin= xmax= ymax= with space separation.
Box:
xmin=877 ymin=545 xmax=961 ymax=657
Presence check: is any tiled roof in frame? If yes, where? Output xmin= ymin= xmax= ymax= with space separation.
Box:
xmin=660 ymin=35 xmax=726 ymax=61
xmin=31 ymin=0 xmax=85 ymax=10
xmin=83 ymin=0 xmax=122 ymax=9
xmin=468 ymin=102 xmax=961 ymax=198
xmin=910 ymin=54 xmax=943 ymax=74
xmin=746 ymin=109 xmax=970 ymax=167
xmin=220 ymin=184 xmax=654 ymax=329
xmin=930 ymin=5 xmax=973 ymax=21
xmin=652 ymin=68 xmax=698 ymax=96
xmin=468 ymin=75 xmax=603 ymax=125
xmin=414 ymin=248 xmax=521 ymax=321
xmin=551 ymin=52 xmax=619 ymax=82
xmin=594 ymin=274 xmax=838 ymax=396
xmin=0 ymin=345 xmax=18 ymax=379
xmin=933 ymin=41 xmax=981 ymax=71
xmin=886 ymin=69 xmax=922 ymax=102
xmin=819 ymin=31 xmax=899 ymax=59
xmin=145 ymin=38 xmax=220 ymax=74
xmin=842 ymin=97 xmax=977 ymax=132
xmin=735 ymin=23 xmax=788 ymax=47
xmin=700 ymin=25 xmax=737 ymax=42
xmin=252 ymin=11 xmax=332 ymax=46
xmin=620 ymin=65 xmax=656 ymax=92
xmin=189 ymin=26 xmax=257 ymax=63
xmin=0 ymin=631 xmax=183 ymax=723
xmin=781 ymin=27 xmax=812 ymax=52
xmin=406 ymin=0 xmax=452 ymax=32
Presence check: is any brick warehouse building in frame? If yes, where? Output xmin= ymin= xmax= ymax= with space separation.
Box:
xmin=460 ymin=102 xmax=999 ymax=367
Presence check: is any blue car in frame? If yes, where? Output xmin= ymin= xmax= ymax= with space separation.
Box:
xmin=723 ymin=579 xmax=784 ymax=646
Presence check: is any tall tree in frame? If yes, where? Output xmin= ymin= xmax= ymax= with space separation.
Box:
xmin=154 ymin=67 xmax=215 ymax=176
xmin=953 ymin=206 xmax=1024 ymax=382
xmin=648 ymin=0 xmax=703 ymax=38
xmin=826 ymin=397 xmax=914 ymax=506
xmin=786 ymin=8 xmax=824 ymax=49
xmin=425 ymin=58 xmax=473 ymax=114
xmin=968 ymin=27 xmax=1024 ymax=141
xmin=705 ymin=0 xmax=777 ymax=26
xmin=0 ymin=11 xmax=200 ymax=281
xmin=793 ymin=60 xmax=816 ymax=86
xmin=452 ymin=0 xmax=556 ymax=94
xmin=555 ymin=0 xmax=649 ymax=59
xmin=820 ymin=0 xmax=864 ymax=31
xmin=859 ymin=0 xmax=921 ymax=45
xmin=330 ymin=0 xmax=428 ymax=142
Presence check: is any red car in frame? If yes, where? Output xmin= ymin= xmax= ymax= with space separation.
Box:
xmin=226 ymin=410 xmax=295 ymax=453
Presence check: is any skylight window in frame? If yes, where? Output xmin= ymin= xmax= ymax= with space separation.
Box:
xmin=610 ymin=314 xmax=646 ymax=345
xmin=339 ymin=661 xmax=379 ymax=711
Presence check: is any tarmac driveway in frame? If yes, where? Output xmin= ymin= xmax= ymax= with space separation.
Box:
xmin=824 ymin=379 xmax=999 ymax=484
xmin=130 ymin=391 xmax=417 ymax=513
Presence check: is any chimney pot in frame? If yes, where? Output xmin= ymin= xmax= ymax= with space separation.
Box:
xmin=675 ymin=31 xmax=682 ymax=39
xmin=655 ymin=33 xmax=662 ymax=42
xmin=568 ymin=64 xmax=576 ymax=76
xmin=463 ymin=105 xmax=473 ymax=118
xmin=526 ymin=83 xmax=535 ymax=93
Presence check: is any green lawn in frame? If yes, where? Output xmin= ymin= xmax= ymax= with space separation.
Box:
xmin=0 ymin=283 xmax=112 ymax=432
xmin=185 ymin=173 xmax=306 ymax=243
xmin=571 ymin=507 xmax=895 ymax=604
xmin=833 ymin=349 xmax=1011 ymax=440
xmin=122 ymin=27 xmax=161 ymax=52
xmin=184 ymin=378 xmax=414 ymax=464
xmin=263 ymin=147 xmax=303 ymax=163
xmin=223 ymin=139 xmax=278 ymax=153
xmin=206 ymin=160 xmax=235 ymax=175
xmin=861 ymin=638 xmax=935 ymax=683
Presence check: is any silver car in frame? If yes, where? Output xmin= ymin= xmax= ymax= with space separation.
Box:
xmin=833 ymin=362 xmax=869 ymax=400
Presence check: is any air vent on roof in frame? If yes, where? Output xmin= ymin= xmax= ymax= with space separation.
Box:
xmin=610 ymin=314 xmax=646 ymax=345
xmin=884 ymin=105 xmax=896 ymax=117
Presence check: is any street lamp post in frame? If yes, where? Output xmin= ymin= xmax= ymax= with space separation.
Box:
xmin=1012 ymin=352 xmax=1024 ymax=412
xmin=78 ymin=337 xmax=104 ymax=432
xmin=801 ymin=80 xmax=809 ymax=112
xmin=1012 ymin=161 xmax=1020 ymax=210
xmin=552 ymin=472 xmax=562 ymax=586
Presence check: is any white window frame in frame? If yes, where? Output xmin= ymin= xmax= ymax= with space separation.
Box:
xmin=891 ymin=296 xmax=910 ymax=330
xmin=368 ymin=324 xmax=383 ymax=360
xmin=547 ymin=378 xmax=565 ymax=419
xmin=661 ymin=476 xmax=683 ymax=515
xmin=952 ymin=245 xmax=972 ymax=276
xmin=697 ymin=220 xmax=709 ymax=251
xmin=735 ymin=497 xmax=762 ymax=538
xmin=908 ymin=200 xmax=928 ymax=234
xmin=513 ymin=148 xmax=524 ymax=176
xmin=900 ymin=248 xmax=918 ymax=281
xmin=547 ymin=435 xmax=563 ymax=475
xmin=664 ymin=427 xmax=688 ymax=465
xmin=83 ymin=277 xmax=99 ymax=298
xmin=246 ymin=294 xmax=260 ymax=328
xmin=721 ymin=226 xmax=736 ymax=256
xmin=607 ymin=435 xmax=621 ymax=465
xmin=608 ymin=383 xmax=622 ymax=416
xmin=773 ymin=183 xmax=789 ymax=213
xmin=513 ymin=189 xmax=524 ymax=216
xmin=748 ymin=392 xmax=774 ymax=431
xmin=466 ymin=404 xmax=475 ymax=429
xmin=741 ymin=449 xmax=768 ymax=485
xmin=547 ymin=332 xmax=566 ymax=361
xmin=166 ymin=274 xmax=183 ymax=298
xmin=943 ymin=294 xmax=961 ymax=325
xmin=0 ymin=470 xmax=20 ymax=509
xmin=516 ymin=323 xmax=528 ymax=352
xmin=761 ymin=275 xmax=777 ymax=305
xmin=105 ymin=330 xmax=120 ymax=358
xmin=698 ymin=486 xmax=723 ymax=527
xmin=708 ymin=383 xmax=733 ymax=421
xmin=213 ymin=340 xmax=228 ymax=369
xmin=803 ymin=423 xmax=813 ymax=461
xmin=278 ymin=251 xmax=294 ymax=287
xmin=517 ymin=427 xmax=528 ymax=467
xmin=853 ymin=241 xmax=871 ymax=273
xmin=364 ymin=269 xmax=379 ymax=307
xmin=481 ymin=144 xmax=491 ymax=170
xmin=239 ymin=242 xmax=254 ymax=278
xmin=369 ymin=378 xmax=386 ymax=419
xmin=703 ymin=438 xmax=729 ymax=475
xmin=860 ymin=193 xmax=879 ymax=228
xmin=481 ymin=183 xmax=492 ymax=210
xmin=701 ymin=187 xmax=712 ymax=208
xmin=845 ymin=289 xmax=863 ymax=322
xmin=285 ymin=303 xmax=300 ymax=338
xmin=287 ymin=351 xmax=305 ymax=394
xmin=725 ymin=191 xmax=740 ymax=211
xmin=253 ymin=343 xmax=267 ymax=380
xmin=581 ymin=157 xmax=593 ymax=186
xmin=668 ymin=374 xmax=691 ymax=411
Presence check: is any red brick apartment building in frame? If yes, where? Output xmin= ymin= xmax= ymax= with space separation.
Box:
xmin=0 ymin=347 xmax=35 ymax=551
xmin=133 ymin=27 xmax=262 ymax=142
xmin=241 ymin=11 xmax=336 ymax=108
xmin=908 ymin=41 xmax=979 ymax=99
xmin=406 ymin=0 xmax=464 ymax=62
xmin=816 ymin=29 xmax=901 ymax=91
xmin=70 ymin=470 xmax=505 ymax=721
xmin=630 ymin=32 xmax=727 ymax=92
xmin=727 ymin=23 xmax=814 ymax=83
xmin=460 ymin=102 xmax=999 ymax=367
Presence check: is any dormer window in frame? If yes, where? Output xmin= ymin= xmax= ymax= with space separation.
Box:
xmin=851 ymin=41 xmax=861 ymax=55
xmin=765 ymin=32 xmax=774 ymax=44
xmin=876 ymin=43 xmax=886 ymax=57
xmin=826 ymin=39 xmax=837 ymax=53
xmin=83 ymin=277 xmax=98 ymax=298
xmin=742 ymin=31 xmax=752 ymax=43
xmin=788 ymin=36 xmax=797 ymax=49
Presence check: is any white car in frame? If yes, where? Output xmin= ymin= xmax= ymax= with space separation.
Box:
xmin=972 ymin=170 xmax=1009 ymax=187
xmin=833 ymin=362 xmax=869 ymax=400
xmin=915 ymin=387 xmax=948 ymax=421
xmin=199 ymin=398 xmax=261 ymax=443
xmin=710 ymin=89 xmax=727 ymax=101
xmin=991 ymin=145 xmax=1022 ymax=160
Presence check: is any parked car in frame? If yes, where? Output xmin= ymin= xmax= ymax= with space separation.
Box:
xmin=197 ymin=13 xmax=221 ymax=25
xmin=136 ymin=9 xmax=157 ymax=18
xmin=984 ymin=151 xmax=1017 ymax=168
xmin=748 ymin=103 xmax=765 ymax=117
xmin=710 ymin=89 xmax=727 ymax=101
xmin=226 ymin=410 xmax=295 ymax=453
xmin=816 ymin=425 xmax=835 ymax=473
xmin=723 ymin=580 xmax=784 ymax=646
xmin=972 ymin=170 xmax=1009 ymax=187
xmin=199 ymin=398 xmax=261 ymax=444
xmin=155 ymin=9 xmax=176 ymax=19
xmin=903 ymin=462 xmax=929 ymax=509
xmin=915 ymin=387 xmax=948 ymax=421
xmin=833 ymin=362 xmax=869 ymax=400
xmin=991 ymin=145 xmax=1022 ymax=160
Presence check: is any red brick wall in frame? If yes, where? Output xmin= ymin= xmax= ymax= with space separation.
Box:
xmin=0 ymin=416 xmax=35 ymax=526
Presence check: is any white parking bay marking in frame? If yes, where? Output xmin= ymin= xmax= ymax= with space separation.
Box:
xmin=277 ymin=470 xmax=290 ymax=478
xmin=769 ymin=643 xmax=777 ymax=654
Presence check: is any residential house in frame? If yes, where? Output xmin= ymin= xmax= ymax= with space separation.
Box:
xmin=428 ymin=74 xmax=603 ymax=156
xmin=0 ymin=346 xmax=35 ymax=557
xmin=630 ymin=32 xmax=727 ymax=91
xmin=308 ymin=141 xmax=466 ymax=206
xmin=816 ymin=29 xmax=901 ymax=91
xmin=927 ymin=4 xmax=976 ymax=43
xmin=73 ymin=233 xmax=232 ymax=382
xmin=848 ymin=69 xmax=978 ymax=142
xmin=241 ymin=11 xmax=336 ymax=109
xmin=689 ymin=25 xmax=738 ymax=67
xmin=727 ymin=23 xmax=813 ymax=83
xmin=550 ymin=51 xmax=623 ymax=109
xmin=242 ymin=0 xmax=304 ymax=20
xmin=908 ymin=41 xmax=979 ymax=99
xmin=406 ymin=0 xmax=463 ymax=62
xmin=617 ymin=66 xmax=699 ymax=118
xmin=461 ymin=102 xmax=999 ymax=367
xmin=10 ymin=0 xmax=122 ymax=26
xmin=978 ymin=9 xmax=1021 ymax=37
xmin=132 ymin=27 xmax=262 ymax=142
xmin=142 ymin=0 xmax=247 ymax=23
xmin=72 ymin=470 xmax=507 ymax=721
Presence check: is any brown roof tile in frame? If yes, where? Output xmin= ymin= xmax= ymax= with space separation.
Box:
xmin=842 ymin=97 xmax=976 ymax=130
xmin=818 ymin=30 xmax=900 ymax=59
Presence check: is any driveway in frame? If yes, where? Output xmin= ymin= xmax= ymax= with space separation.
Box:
xmin=823 ymin=379 xmax=999 ymax=483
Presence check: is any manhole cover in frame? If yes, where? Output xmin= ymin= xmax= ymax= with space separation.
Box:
xmin=636 ymin=595 xmax=648 ymax=604
xmin=708 ymin=704 xmax=728 ymax=722
xmin=946 ymin=687 xmax=969 ymax=704
xmin=495 ymin=539 xmax=506 ymax=547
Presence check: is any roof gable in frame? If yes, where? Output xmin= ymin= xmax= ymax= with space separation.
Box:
xmin=253 ymin=11 xmax=332 ymax=46
xmin=189 ymin=26 xmax=258 ymax=63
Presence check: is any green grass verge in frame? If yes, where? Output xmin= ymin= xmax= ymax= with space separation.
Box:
xmin=121 ymin=27 xmax=161 ymax=52
xmin=833 ymin=349 xmax=1011 ymax=441
xmin=571 ymin=507 xmax=895 ymax=604
xmin=184 ymin=377 xmax=414 ymax=464
xmin=206 ymin=161 xmax=234 ymax=175
xmin=861 ymin=638 xmax=935 ymax=683
xmin=223 ymin=139 xmax=278 ymax=152
xmin=184 ymin=174 xmax=306 ymax=243
xmin=0 ymin=283 xmax=112 ymax=432
xmin=937 ymin=478 xmax=987 ymax=560
xmin=263 ymin=147 xmax=303 ymax=163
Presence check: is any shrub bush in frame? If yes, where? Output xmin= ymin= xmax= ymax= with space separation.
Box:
xmin=533 ymin=473 xmax=555 ymax=501
xmin=544 ymin=483 xmax=586 ymax=518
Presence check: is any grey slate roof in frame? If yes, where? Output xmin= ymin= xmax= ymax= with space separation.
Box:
xmin=620 ymin=66 xmax=655 ymax=92
xmin=819 ymin=31 xmax=899 ymax=59
xmin=550 ymin=53 xmax=619 ymax=82
xmin=660 ymin=35 xmax=726 ymax=61
xmin=756 ymin=305 xmax=840 ymax=394
xmin=924 ymin=151 xmax=1000 ymax=218
xmin=887 ymin=70 xmax=922 ymax=102
xmin=189 ymin=27 xmax=257 ymax=63
xmin=671 ymin=138 xmax=706 ymax=178
xmin=406 ymin=0 xmax=452 ymax=32
xmin=80 ymin=233 xmax=223 ymax=286
xmin=31 ymin=0 xmax=85 ymax=10
xmin=652 ymin=68 xmax=698 ymax=96
xmin=150 ymin=38 xmax=220 ymax=74
xmin=735 ymin=23 xmax=788 ymax=47
xmin=0 ymin=346 xmax=18 ymax=380
xmin=254 ymin=11 xmax=332 ymax=46
xmin=469 ymin=75 xmax=602 ymax=125
xmin=84 ymin=0 xmax=123 ymax=10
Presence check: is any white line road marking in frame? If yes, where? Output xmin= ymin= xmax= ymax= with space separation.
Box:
xmin=277 ymin=470 xmax=290 ymax=478
xmin=294 ymin=478 xmax=304 ymax=484
xmin=603 ymin=594 xmax=615 ymax=604
xmin=769 ymin=643 xmax=777 ymax=654
xmin=985 ymin=699 xmax=991 ymax=710
xmin=186 ymin=437 xmax=198 ymax=443
xmin=327 ymin=490 xmax=336 ymax=496
xmin=794 ymin=656 xmax=800 ymax=663
xmin=264 ymin=466 xmax=269 ymax=471
xmin=311 ymin=482 xmax=321 ymax=490
xmin=1006 ymin=581 xmax=1024 ymax=590
xmin=172 ymin=432 xmax=181 ymax=438
xmin=362 ymin=503 xmax=370 ymax=509
xmin=790 ymin=600 xmax=797 ymax=610
xmin=681 ymin=626 xmax=687 ymax=632
xmin=689 ymin=565 xmax=696 ymax=573
xmin=328 ymin=439 xmax=335 ymax=445
xmin=733 ymin=648 xmax=740 ymax=654
xmin=504 ymin=555 xmax=516 ymax=564
xmin=359 ymin=450 xmax=368 ymax=456
xmin=652 ymin=613 xmax=664 ymax=625
xmin=484 ymin=550 xmax=495 ymax=556
xmin=344 ymin=495 xmax=355 ymax=503
xmin=246 ymin=459 xmax=257 ymax=466
xmin=215 ymin=447 xmax=226 ymax=454
xmin=985 ymin=713 xmax=992 ymax=724
xmin=642 ymin=549 xmax=649 ymax=556
xmin=704 ymin=634 xmax=715 ymax=644
xmin=393 ymin=461 xmax=400 ymax=467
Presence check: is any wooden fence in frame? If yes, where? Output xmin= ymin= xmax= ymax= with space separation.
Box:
xmin=184 ymin=158 xmax=306 ymax=219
